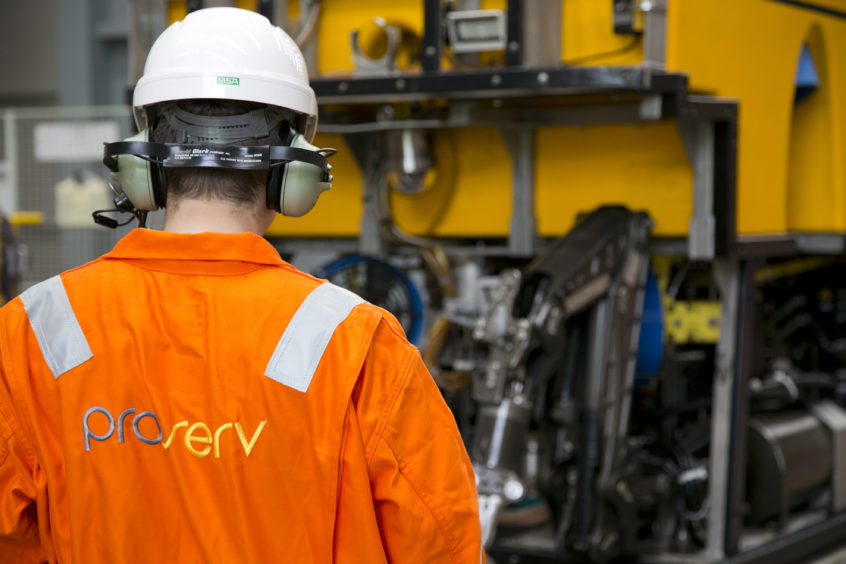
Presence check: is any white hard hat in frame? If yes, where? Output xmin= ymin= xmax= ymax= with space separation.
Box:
xmin=133 ymin=7 xmax=318 ymax=140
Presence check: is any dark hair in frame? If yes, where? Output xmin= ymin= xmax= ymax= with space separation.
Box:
xmin=150 ymin=99 xmax=284 ymax=207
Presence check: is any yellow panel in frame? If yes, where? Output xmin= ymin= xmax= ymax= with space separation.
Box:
xmin=315 ymin=0 xmax=424 ymax=75
xmin=272 ymin=123 xmax=693 ymax=239
xmin=270 ymin=128 xmax=514 ymax=238
xmin=288 ymin=0 xmax=301 ymax=20
xmin=562 ymin=0 xmax=643 ymax=66
xmin=9 ymin=211 xmax=45 ymax=226
xmin=314 ymin=0 xmax=642 ymax=75
xmin=787 ymin=25 xmax=843 ymax=232
xmin=536 ymin=123 xmax=693 ymax=237
xmin=270 ymin=128 xmax=513 ymax=238
xmin=265 ymin=133 xmax=363 ymax=236
xmin=167 ymin=0 xmax=187 ymax=25
xmin=164 ymin=2 xmax=845 ymax=239
xmin=666 ymin=301 xmax=721 ymax=345
xmin=667 ymin=1 xmax=846 ymax=235
xmin=391 ymin=128 xmax=512 ymax=236
xmin=169 ymin=0 xmax=255 ymax=23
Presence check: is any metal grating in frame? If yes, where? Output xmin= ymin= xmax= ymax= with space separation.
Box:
xmin=1 ymin=106 xmax=136 ymax=292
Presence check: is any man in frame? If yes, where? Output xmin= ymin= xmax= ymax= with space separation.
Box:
xmin=0 ymin=8 xmax=483 ymax=563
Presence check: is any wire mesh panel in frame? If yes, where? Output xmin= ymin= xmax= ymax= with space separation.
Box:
xmin=1 ymin=106 xmax=136 ymax=291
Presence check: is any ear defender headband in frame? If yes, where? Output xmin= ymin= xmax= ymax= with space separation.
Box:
xmin=98 ymin=105 xmax=335 ymax=228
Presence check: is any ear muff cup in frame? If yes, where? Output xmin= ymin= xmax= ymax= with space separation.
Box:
xmin=266 ymin=134 xmax=331 ymax=217
xmin=108 ymin=128 xmax=330 ymax=215
xmin=111 ymin=129 xmax=166 ymax=211
xmin=266 ymin=162 xmax=284 ymax=213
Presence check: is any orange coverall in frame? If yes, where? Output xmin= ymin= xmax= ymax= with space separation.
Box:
xmin=0 ymin=229 xmax=483 ymax=563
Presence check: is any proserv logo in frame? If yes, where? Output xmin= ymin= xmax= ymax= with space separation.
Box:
xmin=83 ymin=406 xmax=267 ymax=459
xmin=216 ymin=76 xmax=240 ymax=86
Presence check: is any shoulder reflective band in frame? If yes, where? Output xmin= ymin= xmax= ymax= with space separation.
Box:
xmin=20 ymin=275 xmax=93 ymax=379
xmin=265 ymin=283 xmax=365 ymax=393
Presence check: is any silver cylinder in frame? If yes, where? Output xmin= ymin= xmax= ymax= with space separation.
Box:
xmin=472 ymin=398 xmax=531 ymax=473
xmin=384 ymin=129 xmax=433 ymax=194
xmin=747 ymin=410 xmax=832 ymax=525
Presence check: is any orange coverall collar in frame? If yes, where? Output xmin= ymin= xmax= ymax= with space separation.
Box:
xmin=100 ymin=228 xmax=288 ymax=273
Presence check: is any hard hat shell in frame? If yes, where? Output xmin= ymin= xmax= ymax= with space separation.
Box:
xmin=133 ymin=7 xmax=318 ymax=140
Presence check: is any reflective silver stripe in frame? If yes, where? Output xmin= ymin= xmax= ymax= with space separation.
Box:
xmin=265 ymin=283 xmax=364 ymax=393
xmin=20 ymin=275 xmax=93 ymax=379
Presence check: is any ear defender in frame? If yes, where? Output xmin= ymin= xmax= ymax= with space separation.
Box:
xmin=105 ymin=129 xmax=166 ymax=211
xmin=103 ymin=123 xmax=335 ymax=223
xmin=266 ymin=133 xmax=333 ymax=217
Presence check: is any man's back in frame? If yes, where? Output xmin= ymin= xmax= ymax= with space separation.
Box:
xmin=0 ymin=229 xmax=482 ymax=562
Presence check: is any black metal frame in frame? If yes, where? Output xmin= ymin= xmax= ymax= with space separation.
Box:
xmin=306 ymin=4 xmax=846 ymax=563
xmin=422 ymin=0 xmax=442 ymax=72
xmin=725 ymin=510 xmax=846 ymax=564
xmin=421 ymin=0 xmax=526 ymax=70
xmin=713 ymin=116 xmax=739 ymax=257
xmin=678 ymin=98 xmax=739 ymax=258
xmin=769 ymin=0 xmax=846 ymax=19
xmin=311 ymin=66 xmax=687 ymax=106
xmin=725 ymin=260 xmax=756 ymax=555
xmin=505 ymin=0 xmax=524 ymax=67
xmin=307 ymin=59 xmax=846 ymax=564
xmin=257 ymin=0 xmax=274 ymax=20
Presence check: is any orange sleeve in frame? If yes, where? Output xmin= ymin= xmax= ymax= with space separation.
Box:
xmin=367 ymin=347 xmax=484 ymax=564
xmin=0 ymin=390 xmax=45 ymax=562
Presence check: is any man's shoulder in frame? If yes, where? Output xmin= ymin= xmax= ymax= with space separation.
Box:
xmin=356 ymin=304 xmax=417 ymax=368
xmin=0 ymin=257 xmax=110 ymax=317
xmin=371 ymin=307 xmax=412 ymax=347
xmin=286 ymin=280 xmax=415 ymax=359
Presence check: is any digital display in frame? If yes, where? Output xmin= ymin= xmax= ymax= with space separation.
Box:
xmin=455 ymin=17 xmax=501 ymax=43
xmin=446 ymin=9 xmax=506 ymax=53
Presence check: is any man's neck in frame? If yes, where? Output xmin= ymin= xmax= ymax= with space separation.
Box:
xmin=163 ymin=198 xmax=276 ymax=235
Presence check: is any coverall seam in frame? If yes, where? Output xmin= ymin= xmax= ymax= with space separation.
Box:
xmin=97 ymin=260 xmax=272 ymax=277
xmin=0 ymin=389 xmax=13 ymax=469
xmin=380 ymin=435 xmax=463 ymax=564
xmin=0 ymin=310 xmax=39 ymax=463
xmin=364 ymin=342 xmax=416 ymax=468
xmin=53 ymin=256 xmax=108 ymax=281
xmin=0 ymin=400 xmax=37 ymax=468
xmin=381 ymin=319 xmax=411 ymax=343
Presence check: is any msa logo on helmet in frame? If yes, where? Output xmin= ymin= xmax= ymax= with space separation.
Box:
xmin=216 ymin=76 xmax=240 ymax=86
xmin=83 ymin=406 xmax=267 ymax=459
